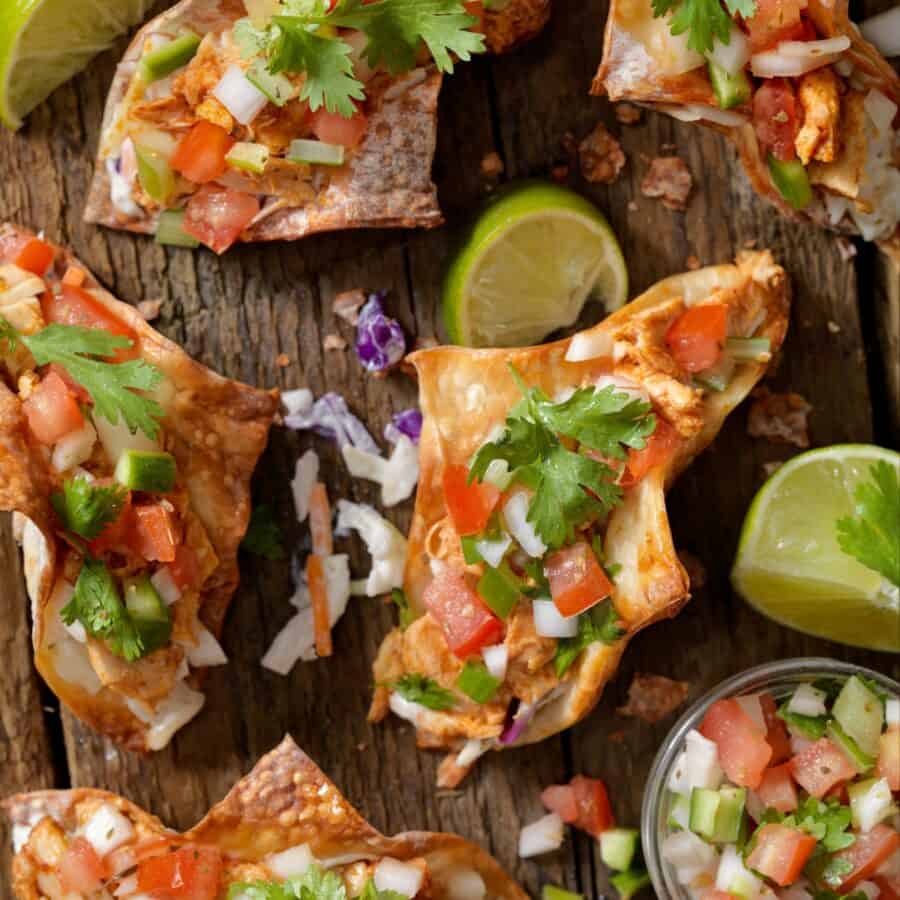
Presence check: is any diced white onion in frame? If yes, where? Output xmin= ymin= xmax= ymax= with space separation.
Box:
xmin=750 ymin=42 xmax=845 ymax=78
xmin=787 ymin=684 xmax=828 ymax=718
xmin=659 ymin=102 xmax=747 ymax=127
xmin=456 ymin=739 xmax=488 ymax=769
xmin=64 ymin=618 xmax=87 ymax=644
xmin=213 ymin=64 xmax=268 ymax=125
xmin=483 ymin=459 xmax=513 ymax=491
xmin=181 ymin=622 xmax=228 ymax=668
xmin=265 ymin=843 xmax=315 ymax=879
xmin=143 ymin=681 xmax=205 ymax=751
xmin=735 ymin=694 xmax=766 ymax=731
xmin=83 ymin=804 xmax=134 ymax=856
xmin=716 ymin=844 xmax=762 ymax=899
xmin=825 ymin=193 xmax=851 ymax=226
xmin=779 ymin=36 xmax=851 ymax=58
xmin=389 ymin=692 xmax=426 ymax=725
xmin=668 ymin=729 xmax=723 ymax=796
xmin=475 ymin=533 xmax=512 ymax=569
xmin=864 ymin=89 xmax=898 ymax=137
xmin=106 ymin=157 xmax=141 ymax=218
xmin=150 ymin=567 xmax=181 ymax=606
xmin=851 ymin=778 xmax=897 ymax=833
xmin=518 ymin=813 xmax=565 ymax=858
xmin=886 ymin=697 xmax=900 ymax=727
xmin=482 ymin=644 xmax=508 ymax=682
xmin=12 ymin=824 xmax=32 ymax=853
xmin=374 ymin=859 xmax=424 ymax=896
xmin=503 ymin=491 xmax=547 ymax=558
xmin=93 ymin=412 xmax=159 ymax=464
xmin=565 ymin=329 xmax=613 ymax=362
xmin=533 ymin=599 xmax=580 ymax=638
xmin=335 ymin=500 xmax=407 ymax=597
xmin=661 ymin=831 xmax=717 ymax=885
xmin=706 ymin=25 xmax=750 ymax=75
xmin=282 ymin=388 xmax=313 ymax=418
xmin=861 ymin=7 xmax=900 ymax=57
xmin=445 ymin=869 xmax=487 ymax=900
xmin=114 ymin=874 xmax=139 ymax=897
xmin=746 ymin=789 xmax=766 ymax=824
xmin=292 ymin=449 xmax=319 ymax=523
xmin=52 ymin=421 xmax=97 ymax=473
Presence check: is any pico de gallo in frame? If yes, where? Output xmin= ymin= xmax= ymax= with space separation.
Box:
xmin=0 ymin=232 xmax=228 ymax=749
xmin=649 ymin=0 xmax=900 ymax=239
xmin=95 ymin=0 xmax=493 ymax=253
xmin=661 ymin=674 xmax=900 ymax=899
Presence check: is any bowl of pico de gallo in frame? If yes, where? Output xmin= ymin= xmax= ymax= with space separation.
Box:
xmin=642 ymin=658 xmax=900 ymax=900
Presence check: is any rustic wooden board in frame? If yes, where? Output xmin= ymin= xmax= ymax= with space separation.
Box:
xmin=1 ymin=1 xmax=898 ymax=897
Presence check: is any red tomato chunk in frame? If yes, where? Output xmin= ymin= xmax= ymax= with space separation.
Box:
xmin=753 ymin=80 xmax=798 ymax=162
xmin=665 ymin=303 xmax=728 ymax=373
xmin=137 ymin=846 xmax=222 ymax=899
xmin=544 ymin=541 xmax=614 ymax=617
xmin=423 ymin=569 xmax=504 ymax=658
xmin=746 ymin=823 xmax=817 ymax=887
xmin=700 ymin=698 xmax=772 ymax=789
xmin=789 ymin=737 xmax=857 ymax=799
xmin=834 ymin=825 xmax=900 ymax=890
xmin=442 ymin=463 xmax=500 ymax=537
xmin=57 ymin=837 xmax=105 ymax=894
xmin=183 ymin=186 xmax=260 ymax=255
xmin=172 ymin=121 xmax=234 ymax=184
xmin=756 ymin=763 xmax=799 ymax=814
xmin=23 ymin=371 xmax=84 ymax=445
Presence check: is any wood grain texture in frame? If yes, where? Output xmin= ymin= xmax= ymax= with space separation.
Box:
xmin=0 ymin=2 xmax=898 ymax=898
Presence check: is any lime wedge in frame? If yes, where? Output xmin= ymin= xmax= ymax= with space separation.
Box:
xmin=0 ymin=0 xmax=156 ymax=129
xmin=443 ymin=181 xmax=628 ymax=347
xmin=732 ymin=444 xmax=900 ymax=653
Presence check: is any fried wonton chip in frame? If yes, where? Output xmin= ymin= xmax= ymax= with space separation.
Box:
xmin=3 ymin=735 xmax=527 ymax=899
xmin=84 ymin=0 xmax=549 ymax=250
xmin=371 ymin=252 xmax=789 ymax=779
xmin=594 ymin=0 xmax=900 ymax=243
xmin=0 ymin=223 xmax=278 ymax=751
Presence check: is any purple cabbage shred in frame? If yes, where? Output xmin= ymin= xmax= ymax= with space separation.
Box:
xmin=384 ymin=408 xmax=423 ymax=445
xmin=283 ymin=392 xmax=380 ymax=456
xmin=355 ymin=291 xmax=406 ymax=373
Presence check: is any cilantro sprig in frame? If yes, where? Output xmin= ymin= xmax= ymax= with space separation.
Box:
xmin=391 ymin=672 xmax=456 ymax=710
xmin=469 ymin=367 xmax=656 ymax=550
xmin=228 ymin=865 xmax=405 ymax=900
xmin=554 ymin=599 xmax=625 ymax=677
xmin=236 ymin=0 xmax=485 ymax=117
xmin=1 ymin=316 xmax=165 ymax=439
xmin=836 ymin=461 xmax=900 ymax=588
xmin=51 ymin=477 xmax=127 ymax=540
xmin=241 ymin=504 xmax=287 ymax=560
xmin=651 ymin=0 xmax=757 ymax=55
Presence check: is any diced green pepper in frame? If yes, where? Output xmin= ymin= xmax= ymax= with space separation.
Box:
xmin=827 ymin=719 xmax=876 ymax=773
xmin=600 ymin=828 xmax=640 ymax=872
xmin=226 ymin=141 xmax=270 ymax=175
xmin=689 ymin=787 xmax=721 ymax=839
xmin=708 ymin=59 xmax=751 ymax=110
xmin=115 ymin=449 xmax=177 ymax=494
xmin=135 ymin=145 xmax=175 ymax=204
xmin=123 ymin=574 xmax=172 ymax=653
xmin=767 ymin=155 xmax=813 ymax=210
xmin=833 ymin=675 xmax=884 ymax=759
xmin=287 ymin=139 xmax=345 ymax=167
xmin=713 ymin=787 xmax=747 ymax=843
xmin=610 ymin=869 xmax=651 ymax=900
xmin=456 ymin=661 xmax=500 ymax=704
xmin=667 ymin=792 xmax=691 ymax=831
xmin=461 ymin=535 xmax=483 ymax=565
xmin=477 ymin=564 xmax=521 ymax=619
xmin=139 ymin=32 xmax=201 ymax=82
xmin=246 ymin=60 xmax=296 ymax=106
xmin=155 ymin=209 xmax=200 ymax=248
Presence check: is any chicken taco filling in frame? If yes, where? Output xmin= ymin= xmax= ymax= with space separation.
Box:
xmin=610 ymin=0 xmax=899 ymax=240
xmin=371 ymin=258 xmax=785 ymax=777
xmin=0 ymin=234 xmax=230 ymax=748
xmin=96 ymin=0 xmax=491 ymax=253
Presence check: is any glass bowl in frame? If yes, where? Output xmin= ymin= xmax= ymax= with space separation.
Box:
xmin=641 ymin=658 xmax=900 ymax=899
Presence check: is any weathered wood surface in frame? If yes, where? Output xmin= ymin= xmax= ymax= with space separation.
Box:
xmin=1 ymin=1 xmax=898 ymax=896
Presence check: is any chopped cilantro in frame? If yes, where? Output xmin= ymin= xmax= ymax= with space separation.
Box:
xmin=360 ymin=880 xmax=408 ymax=900
xmin=651 ymin=0 xmax=756 ymax=54
xmin=836 ymin=461 xmax=900 ymax=588
xmin=777 ymin=699 xmax=829 ymax=741
xmin=392 ymin=673 xmax=456 ymax=710
xmin=241 ymin=504 xmax=287 ymax=560
xmin=391 ymin=587 xmax=415 ymax=629
xmin=51 ymin=476 xmax=127 ymax=540
xmin=554 ymin=599 xmax=625 ymax=677
xmin=228 ymin=864 xmax=354 ymax=900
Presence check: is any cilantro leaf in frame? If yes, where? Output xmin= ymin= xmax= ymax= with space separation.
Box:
xmin=391 ymin=587 xmax=416 ymax=629
xmin=51 ymin=477 xmax=127 ymax=540
xmin=777 ymin=699 xmax=830 ymax=741
xmin=290 ymin=863 xmax=347 ymax=900
xmin=555 ymin=600 xmax=625 ymax=677
xmin=651 ymin=0 xmax=756 ymax=54
xmin=818 ymin=856 xmax=855 ymax=889
xmin=836 ymin=461 xmax=900 ymax=587
xmin=228 ymin=883 xmax=296 ymax=900
xmin=241 ymin=505 xmax=287 ymax=560
xmin=360 ymin=880 xmax=408 ymax=900
xmin=0 ymin=316 xmax=20 ymax=352
xmin=21 ymin=323 xmax=164 ymax=439
xmin=61 ymin=558 xmax=145 ymax=662
xmin=391 ymin=672 xmax=456 ymax=710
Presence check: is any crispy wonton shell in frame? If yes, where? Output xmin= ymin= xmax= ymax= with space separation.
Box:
xmin=372 ymin=252 xmax=790 ymax=755
xmin=594 ymin=0 xmax=900 ymax=240
xmin=0 ymin=223 xmax=278 ymax=751
xmin=3 ymin=735 xmax=528 ymax=899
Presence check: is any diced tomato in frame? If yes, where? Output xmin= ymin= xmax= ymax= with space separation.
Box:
xmin=42 ymin=363 xmax=92 ymax=405
xmin=87 ymin=490 xmax=133 ymax=556
xmin=874 ymin=875 xmax=900 ymax=900
xmin=105 ymin=837 xmax=171 ymax=878
xmin=61 ymin=266 xmax=86 ymax=287
xmin=57 ymin=837 xmax=105 ymax=894
xmin=463 ymin=0 xmax=486 ymax=33
xmin=700 ymin=698 xmax=772 ymax=789
xmin=544 ymin=541 xmax=614 ymax=617
xmin=753 ymin=79 xmax=798 ymax=162
xmin=760 ymin=691 xmax=792 ymax=764
xmin=570 ymin=775 xmax=616 ymax=837
xmin=182 ymin=186 xmax=260 ymax=255
xmin=665 ymin=303 xmax=728 ymax=373
xmin=825 ymin=781 xmax=850 ymax=805
xmin=541 ymin=784 xmax=579 ymax=824
xmin=746 ymin=0 xmax=812 ymax=52
xmin=756 ymin=763 xmax=799 ymax=814
xmin=129 ymin=503 xmax=178 ymax=563
xmin=14 ymin=237 xmax=55 ymax=276
xmin=877 ymin=726 xmax=900 ymax=791
xmin=623 ymin=419 xmax=680 ymax=485
xmin=311 ymin=106 xmax=369 ymax=149
xmin=136 ymin=845 xmax=222 ymax=899
xmin=171 ymin=121 xmax=234 ymax=184
xmin=442 ymin=464 xmax=500 ymax=537
xmin=168 ymin=545 xmax=200 ymax=592
xmin=422 ymin=569 xmax=504 ymax=658
xmin=746 ymin=823 xmax=816 ymax=887
xmin=834 ymin=825 xmax=900 ymax=890
xmin=790 ymin=738 xmax=857 ymax=799
xmin=22 ymin=371 xmax=85 ymax=445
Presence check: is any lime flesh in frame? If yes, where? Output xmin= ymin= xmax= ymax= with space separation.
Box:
xmin=732 ymin=444 xmax=900 ymax=653
xmin=0 ymin=0 xmax=156 ymax=129
xmin=443 ymin=181 xmax=628 ymax=348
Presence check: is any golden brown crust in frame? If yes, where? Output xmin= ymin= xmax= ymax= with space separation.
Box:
xmin=372 ymin=252 xmax=790 ymax=755
xmin=3 ymin=737 xmax=528 ymax=899
xmin=0 ymin=222 xmax=279 ymax=751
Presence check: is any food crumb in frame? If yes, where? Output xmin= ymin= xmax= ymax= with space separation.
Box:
xmin=686 ymin=255 xmax=701 ymax=271
xmin=437 ymin=752 xmax=475 ymax=789
xmin=827 ymin=320 xmax=841 ymax=334
xmin=415 ymin=336 xmax=440 ymax=352
xmin=627 ymin=200 xmax=638 ymax=212
xmin=276 ymin=353 xmax=290 ymax=368
xmin=323 ymin=333 xmax=347 ymax=351
xmin=333 ymin=289 xmax=367 ymax=325
xmin=641 ymin=156 xmax=693 ymax=211
xmin=615 ymin=103 xmax=642 ymax=125
xmin=618 ymin=674 xmax=690 ymax=724
xmin=579 ymin=122 xmax=626 ymax=184
xmin=748 ymin=387 xmax=812 ymax=448
xmin=836 ymin=237 xmax=857 ymax=261
xmin=744 ymin=238 xmax=758 ymax=249
xmin=677 ymin=550 xmax=706 ymax=589
xmin=762 ymin=460 xmax=784 ymax=478
xmin=137 ymin=299 xmax=162 ymax=321
xmin=551 ymin=164 xmax=570 ymax=183
xmin=609 ymin=730 xmax=626 ymax=743
xmin=480 ymin=151 xmax=505 ymax=178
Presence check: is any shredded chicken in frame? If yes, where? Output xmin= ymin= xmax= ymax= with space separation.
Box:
xmin=795 ymin=68 xmax=841 ymax=167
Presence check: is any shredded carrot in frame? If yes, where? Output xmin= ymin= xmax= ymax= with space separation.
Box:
xmin=307 ymin=553 xmax=332 ymax=658
xmin=61 ymin=266 xmax=86 ymax=287
xmin=309 ymin=481 xmax=333 ymax=557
